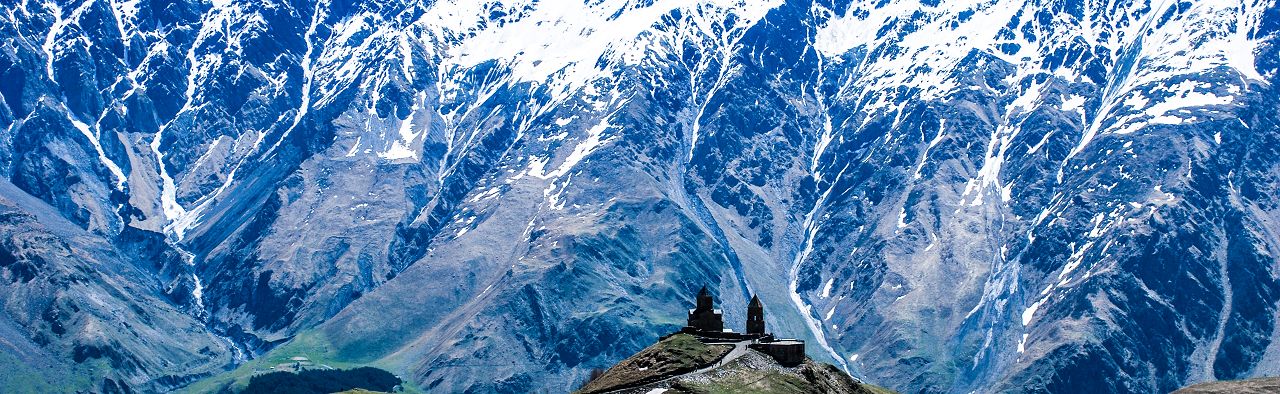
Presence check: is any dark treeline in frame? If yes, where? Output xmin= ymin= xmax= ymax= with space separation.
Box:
xmin=241 ymin=366 xmax=400 ymax=394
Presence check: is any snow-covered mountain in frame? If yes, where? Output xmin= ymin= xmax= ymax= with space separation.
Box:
xmin=1 ymin=0 xmax=1279 ymax=392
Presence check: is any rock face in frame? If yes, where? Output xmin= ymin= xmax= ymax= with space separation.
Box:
xmin=0 ymin=181 xmax=238 ymax=393
xmin=1 ymin=0 xmax=1280 ymax=393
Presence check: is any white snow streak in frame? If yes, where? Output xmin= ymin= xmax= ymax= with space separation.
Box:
xmin=266 ymin=0 xmax=328 ymax=156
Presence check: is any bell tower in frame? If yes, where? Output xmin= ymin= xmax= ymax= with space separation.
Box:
xmin=747 ymin=295 xmax=765 ymax=335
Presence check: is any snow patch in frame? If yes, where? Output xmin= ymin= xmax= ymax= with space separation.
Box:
xmin=428 ymin=0 xmax=781 ymax=102
xmin=1061 ymin=95 xmax=1086 ymax=113
xmin=346 ymin=136 xmax=362 ymax=157
xmin=64 ymin=107 xmax=127 ymax=190
xmin=530 ymin=117 xmax=618 ymax=180
xmin=1022 ymin=296 xmax=1049 ymax=326
xmin=378 ymin=92 xmax=429 ymax=161
xmin=1067 ymin=0 xmax=1265 ymax=162
xmin=813 ymin=0 xmax=1025 ymax=105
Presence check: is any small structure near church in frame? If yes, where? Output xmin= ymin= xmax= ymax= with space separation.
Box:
xmin=750 ymin=340 xmax=805 ymax=367
xmin=673 ymin=286 xmax=807 ymax=367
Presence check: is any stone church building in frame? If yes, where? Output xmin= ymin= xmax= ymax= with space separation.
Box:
xmin=677 ymin=286 xmax=806 ymax=366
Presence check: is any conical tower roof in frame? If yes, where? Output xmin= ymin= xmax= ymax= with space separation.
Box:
xmin=749 ymin=295 xmax=762 ymax=307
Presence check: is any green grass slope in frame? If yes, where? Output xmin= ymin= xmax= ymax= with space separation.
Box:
xmin=575 ymin=333 xmax=731 ymax=393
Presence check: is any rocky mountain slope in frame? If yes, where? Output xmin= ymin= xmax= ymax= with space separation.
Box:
xmin=0 ymin=181 xmax=238 ymax=392
xmin=1 ymin=0 xmax=1279 ymax=392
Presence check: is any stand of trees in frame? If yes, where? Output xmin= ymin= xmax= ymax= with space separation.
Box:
xmin=242 ymin=366 xmax=401 ymax=394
